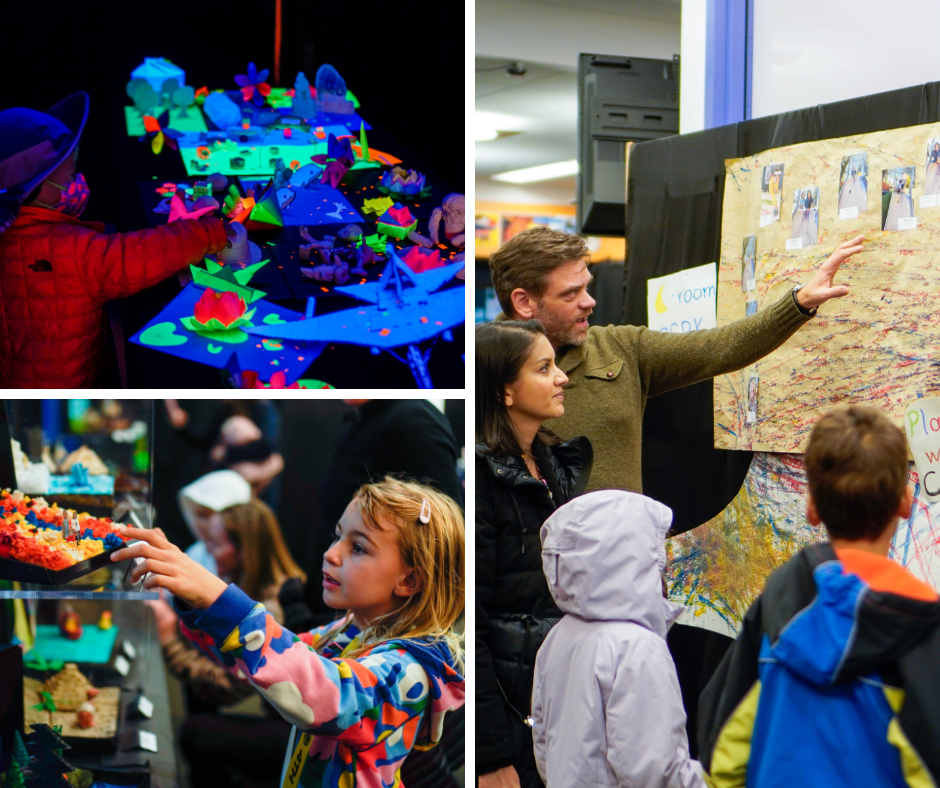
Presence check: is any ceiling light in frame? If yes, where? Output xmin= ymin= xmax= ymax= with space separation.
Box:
xmin=475 ymin=127 xmax=498 ymax=142
xmin=491 ymin=159 xmax=579 ymax=184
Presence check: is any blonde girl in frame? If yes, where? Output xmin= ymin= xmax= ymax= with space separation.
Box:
xmin=113 ymin=477 xmax=465 ymax=788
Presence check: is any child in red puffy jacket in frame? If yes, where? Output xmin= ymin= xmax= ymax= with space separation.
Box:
xmin=0 ymin=92 xmax=229 ymax=388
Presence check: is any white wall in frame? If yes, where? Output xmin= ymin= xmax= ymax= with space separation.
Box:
xmin=476 ymin=0 xmax=680 ymax=67
xmin=679 ymin=0 xmax=707 ymax=133
xmin=752 ymin=0 xmax=940 ymax=118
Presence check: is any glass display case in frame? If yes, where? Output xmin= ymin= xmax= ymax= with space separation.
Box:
xmin=0 ymin=400 xmax=156 ymax=599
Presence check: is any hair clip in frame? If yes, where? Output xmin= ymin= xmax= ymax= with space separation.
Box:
xmin=419 ymin=498 xmax=431 ymax=524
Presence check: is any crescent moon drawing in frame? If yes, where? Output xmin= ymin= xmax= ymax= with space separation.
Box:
xmin=654 ymin=285 xmax=668 ymax=314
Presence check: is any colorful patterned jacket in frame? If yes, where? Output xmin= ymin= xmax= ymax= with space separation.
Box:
xmin=698 ymin=543 xmax=940 ymax=787
xmin=175 ymin=584 xmax=465 ymax=788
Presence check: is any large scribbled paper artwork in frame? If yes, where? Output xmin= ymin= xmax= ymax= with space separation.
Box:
xmin=667 ymin=452 xmax=940 ymax=636
xmin=713 ymin=122 xmax=940 ymax=453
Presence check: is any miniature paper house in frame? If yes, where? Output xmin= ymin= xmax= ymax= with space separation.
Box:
xmin=291 ymin=72 xmax=316 ymax=120
xmin=131 ymin=58 xmax=186 ymax=93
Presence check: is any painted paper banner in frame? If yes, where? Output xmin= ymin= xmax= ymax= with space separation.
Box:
xmin=667 ymin=452 xmax=940 ymax=637
xmin=905 ymin=396 xmax=940 ymax=501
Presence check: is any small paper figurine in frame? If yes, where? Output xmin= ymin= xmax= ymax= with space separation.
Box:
xmin=97 ymin=611 xmax=113 ymax=630
xmin=239 ymin=370 xmax=302 ymax=389
xmin=203 ymin=91 xmax=243 ymax=130
xmin=168 ymin=193 xmax=215 ymax=223
xmin=311 ymin=134 xmax=354 ymax=188
xmin=181 ymin=289 xmax=257 ymax=340
xmin=190 ymin=258 xmax=268 ymax=303
xmin=77 ymin=702 xmax=95 ymax=729
xmin=27 ymin=723 xmax=74 ymax=788
xmin=172 ymin=85 xmax=196 ymax=118
xmin=215 ymin=221 xmax=264 ymax=265
xmin=127 ymin=79 xmax=159 ymax=114
xmin=271 ymin=159 xmax=293 ymax=191
xmin=32 ymin=691 xmax=56 ymax=713
xmin=235 ymin=62 xmax=272 ymax=107
xmin=400 ymin=245 xmax=444 ymax=273
xmin=244 ymin=180 xmax=284 ymax=230
xmin=160 ymin=78 xmax=180 ymax=107
xmin=315 ymin=64 xmax=354 ymax=114
xmin=3 ymin=757 xmax=25 ymax=788
xmin=378 ymin=167 xmax=430 ymax=199
xmin=376 ymin=203 xmax=418 ymax=240
xmin=139 ymin=109 xmax=183 ymax=154
xmin=362 ymin=196 xmax=395 ymax=216
xmin=69 ymin=464 xmax=89 ymax=489
xmin=57 ymin=607 xmax=83 ymax=641
xmin=131 ymin=58 xmax=185 ymax=93
xmin=429 ymin=193 xmax=465 ymax=248
xmin=223 ymin=185 xmax=252 ymax=220
xmin=291 ymin=72 xmax=316 ymax=119
xmin=358 ymin=121 xmax=369 ymax=161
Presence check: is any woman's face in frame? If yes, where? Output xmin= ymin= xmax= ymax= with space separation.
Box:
xmin=188 ymin=503 xmax=215 ymax=541
xmin=204 ymin=512 xmax=240 ymax=578
xmin=504 ymin=334 xmax=568 ymax=425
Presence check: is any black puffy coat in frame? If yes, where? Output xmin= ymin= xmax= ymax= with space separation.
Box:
xmin=476 ymin=436 xmax=593 ymax=786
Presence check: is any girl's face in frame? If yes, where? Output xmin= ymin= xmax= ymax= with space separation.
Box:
xmin=322 ymin=500 xmax=420 ymax=629
xmin=204 ymin=512 xmax=240 ymax=578
xmin=504 ymin=334 xmax=568 ymax=426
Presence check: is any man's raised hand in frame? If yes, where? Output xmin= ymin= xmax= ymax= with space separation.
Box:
xmin=796 ymin=234 xmax=865 ymax=310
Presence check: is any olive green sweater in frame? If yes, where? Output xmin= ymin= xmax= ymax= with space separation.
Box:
xmin=500 ymin=291 xmax=810 ymax=493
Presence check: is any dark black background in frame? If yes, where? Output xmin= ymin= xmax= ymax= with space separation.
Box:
xmin=3 ymin=1 xmax=465 ymax=387
xmin=4 ymin=0 xmax=462 ymax=230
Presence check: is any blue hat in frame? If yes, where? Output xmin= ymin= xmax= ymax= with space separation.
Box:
xmin=0 ymin=91 xmax=89 ymax=235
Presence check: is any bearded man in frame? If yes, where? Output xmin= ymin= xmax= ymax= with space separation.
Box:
xmin=488 ymin=226 xmax=865 ymax=492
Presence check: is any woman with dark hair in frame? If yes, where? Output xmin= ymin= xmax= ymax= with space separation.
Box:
xmin=475 ymin=320 xmax=593 ymax=788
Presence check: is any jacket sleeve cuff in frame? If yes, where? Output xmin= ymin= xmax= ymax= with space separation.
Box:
xmin=203 ymin=216 xmax=228 ymax=254
xmin=791 ymin=286 xmax=817 ymax=317
xmin=477 ymin=751 xmax=518 ymax=776
xmin=768 ymin=288 xmax=812 ymax=333
xmin=174 ymin=584 xmax=257 ymax=642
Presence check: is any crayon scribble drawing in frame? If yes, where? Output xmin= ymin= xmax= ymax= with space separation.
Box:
xmin=713 ymin=121 xmax=940 ymax=452
xmin=666 ymin=452 xmax=940 ymax=637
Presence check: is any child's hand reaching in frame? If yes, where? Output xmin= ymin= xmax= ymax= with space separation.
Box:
xmin=110 ymin=527 xmax=229 ymax=610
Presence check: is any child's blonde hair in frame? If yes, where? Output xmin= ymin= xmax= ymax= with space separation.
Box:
xmin=342 ymin=476 xmax=464 ymax=669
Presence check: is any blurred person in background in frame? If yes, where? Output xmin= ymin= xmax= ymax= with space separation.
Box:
xmin=210 ymin=414 xmax=284 ymax=497
xmin=148 ymin=498 xmax=306 ymax=788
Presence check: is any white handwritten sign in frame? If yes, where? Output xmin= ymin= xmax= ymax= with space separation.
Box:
xmin=905 ymin=396 xmax=940 ymax=500
xmin=647 ymin=263 xmax=718 ymax=334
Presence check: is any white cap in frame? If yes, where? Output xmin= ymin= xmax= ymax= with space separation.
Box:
xmin=178 ymin=470 xmax=252 ymax=539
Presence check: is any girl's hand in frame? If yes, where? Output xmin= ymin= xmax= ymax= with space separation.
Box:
xmin=110 ymin=527 xmax=228 ymax=610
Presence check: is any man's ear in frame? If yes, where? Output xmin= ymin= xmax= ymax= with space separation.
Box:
xmin=394 ymin=568 xmax=424 ymax=599
xmin=806 ymin=493 xmax=822 ymax=527
xmin=509 ymin=288 xmax=536 ymax=319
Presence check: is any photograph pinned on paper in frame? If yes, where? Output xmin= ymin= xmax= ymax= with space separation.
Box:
xmin=790 ymin=186 xmax=819 ymax=247
xmin=745 ymin=300 xmax=758 ymax=317
xmin=882 ymin=166 xmax=916 ymax=231
xmin=925 ymin=139 xmax=940 ymax=196
xmin=838 ymin=153 xmax=868 ymax=217
xmin=759 ymin=163 xmax=785 ymax=226
xmin=747 ymin=375 xmax=759 ymax=424
xmin=741 ymin=235 xmax=756 ymax=293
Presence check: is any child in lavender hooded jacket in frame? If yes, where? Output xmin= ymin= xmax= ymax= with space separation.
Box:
xmin=532 ymin=489 xmax=704 ymax=788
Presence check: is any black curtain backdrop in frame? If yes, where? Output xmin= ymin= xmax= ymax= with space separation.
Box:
xmin=624 ymin=80 xmax=940 ymax=537
xmin=623 ymin=80 xmax=940 ymax=755
xmin=3 ymin=0 xmax=462 ymax=233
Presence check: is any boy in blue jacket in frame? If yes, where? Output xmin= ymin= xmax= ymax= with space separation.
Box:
xmin=698 ymin=405 xmax=940 ymax=787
